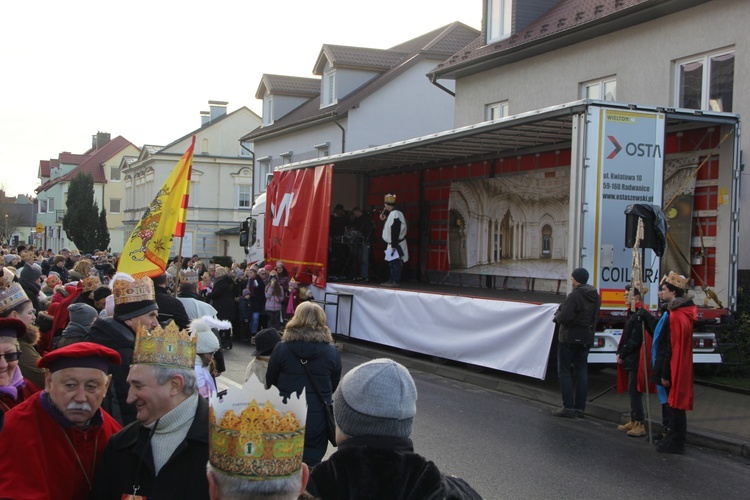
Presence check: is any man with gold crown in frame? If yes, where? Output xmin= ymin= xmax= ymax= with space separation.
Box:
xmin=379 ymin=193 xmax=408 ymax=287
xmin=206 ymin=374 xmax=313 ymax=500
xmin=90 ymin=319 xmax=210 ymax=498
xmin=638 ymin=271 xmax=696 ymax=454
xmin=85 ymin=273 xmax=160 ymax=425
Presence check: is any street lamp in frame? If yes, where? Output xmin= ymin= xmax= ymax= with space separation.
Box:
xmin=4 ymin=214 xmax=7 ymax=245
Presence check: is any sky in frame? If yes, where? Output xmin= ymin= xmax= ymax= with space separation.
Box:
xmin=0 ymin=0 xmax=481 ymax=197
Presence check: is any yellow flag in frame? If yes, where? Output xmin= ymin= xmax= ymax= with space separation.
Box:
xmin=118 ymin=136 xmax=195 ymax=279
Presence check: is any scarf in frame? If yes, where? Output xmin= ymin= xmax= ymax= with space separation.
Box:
xmin=0 ymin=366 xmax=25 ymax=400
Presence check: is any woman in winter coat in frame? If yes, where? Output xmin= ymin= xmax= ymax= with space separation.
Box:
xmin=266 ymin=301 xmax=342 ymax=467
xmin=0 ymin=318 xmax=40 ymax=412
xmin=206 ymin=266 xmax=238 ymax=349
xmin=265 ymin=270 xmax=287 ymax=331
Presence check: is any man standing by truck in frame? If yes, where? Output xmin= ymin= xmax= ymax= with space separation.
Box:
xmin=380 ymin=194 xmax=408 ymax=287
xmin=552 ymin=267 xmax=601 ymax=418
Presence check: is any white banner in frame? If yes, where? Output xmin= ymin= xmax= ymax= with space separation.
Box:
xmin=319 ymin=283 xmax=558 ymax=379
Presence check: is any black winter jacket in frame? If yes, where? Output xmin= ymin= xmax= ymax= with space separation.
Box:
xmin=266 ymin=331 xmax=342 ymax=465
xmin=307 ymin=436 xmax=482 ymax=499
xmin=85 ymin=317 xmax=136 ymax=425
xmin=617 ymin=307 xmax=647 ymax=371
xmin=205 ymin=274 xmax=237 ymax=322
xmin=154 ymin=286 xmax=190 ymax=330
xmin=89 ymin=396 xmax=210 ymax=500
xmin=554 ymin=284 xmax=601 ymax=345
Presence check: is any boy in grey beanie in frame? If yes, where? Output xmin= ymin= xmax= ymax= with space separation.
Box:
xmin=307 ymin=358 xmax=481 ymax=499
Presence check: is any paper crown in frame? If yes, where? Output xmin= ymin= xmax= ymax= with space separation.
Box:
xmin=661 ymin=271 xmax=689 ymax=290
xmin=133 ymin=321 xmax=197 ymax=370
xmin=0 ymin=270 xmax=29 ymax=315
xmin=113 ymin=275 xmax=155 ymax=305
xmin=384 ymin=193 xmax=397 ymax=204
xmin=80 ymin=275 xmax=102 ymax=293
xmin=208 ymin=374 xmax=306 ymax=480
xmin=180 ymin=269 xmax=199 ymax=284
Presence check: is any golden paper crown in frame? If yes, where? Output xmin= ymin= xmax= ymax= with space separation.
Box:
xmin=384 ymin=193 xmax=397 ymax=204
xmin=113 ymin=275 xmax=155 ymax=305
xmin=208 ymin=374 xmax=306 ymax=480
xmin=133 ymin=320 xmax=197 ymax=370
xmin=661 ymin=271 xmax=689 ymax=290
xmin=180 ymin=269 xmax=199 ymax=284
xmin=81 ymin=275 xmax=102 ymax=293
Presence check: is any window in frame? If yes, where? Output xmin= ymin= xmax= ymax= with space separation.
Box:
xmin=280 ymin=151 xmax=293 ymax=165
xmin=582 ymin=77 xmax=617 ymax=101
xmin=315 ymin=142 xmax=330 ymax=158
xmin=322 ymin=70 xmax=336 ymax=107
xmin=201 ymin=138 xmax=209 ymax=155
xmin=188 ymin=180 xmax=200 ymax=209
xmin=110 ymin=165 xmax=121 ymax=181
xmin=541 ymin=224 xmax=552 ymax=258
xmin=240 ymin=141 xmax=253 ymax=157
xmin=38 ymin=199 xmax=47 ymax=213
xmin=238 ymin=184 xmax=252 ymax=209
xmin=676 ymin=50 xmax=734 ymax=112
xmin=48 ymin=198 xmax=55 ymax=212
xmin=485 ymin=101 xmax=509 ymax=121
xmin=257 ymin=158 xmax=272 ymax=192
xmin=263 ymin=95 xmax=274 ymax=126
xmin=487 ymin=0 xmax=512 ymax=43
xmin=110 ymin=199 xmax=121 ymax=214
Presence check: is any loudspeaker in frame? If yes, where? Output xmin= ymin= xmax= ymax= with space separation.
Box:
xmin=625 ymin=211 xmax=659 ymax=249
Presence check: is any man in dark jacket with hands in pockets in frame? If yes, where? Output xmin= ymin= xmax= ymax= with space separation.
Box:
xmin=552 ymin=267 xmax=601 ymax=418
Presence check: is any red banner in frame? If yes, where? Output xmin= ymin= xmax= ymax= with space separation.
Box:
xmin=265 ymin=165 xmax=333 ymax=287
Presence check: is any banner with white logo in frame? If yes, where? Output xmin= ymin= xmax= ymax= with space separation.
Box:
xmin=265 ymin=165 xmax=333 ymax=287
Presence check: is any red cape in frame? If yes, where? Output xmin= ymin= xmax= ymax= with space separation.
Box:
xmin=0 ymin=392 xmax=121 ymax=499
xmin=668 ymin=304 xmax=697 ymax=411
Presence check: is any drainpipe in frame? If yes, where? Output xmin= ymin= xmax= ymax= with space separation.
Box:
xmin=331 ymin=113 xmax=346 ymax=153
xmin=241 ymin=143 xmax=256 ymax=200
xmin=429 ymin=74 xmax=455 ymax=97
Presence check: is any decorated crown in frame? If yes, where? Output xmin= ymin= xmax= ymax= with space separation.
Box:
xmin=113 ymin=275 xmax=155 ymax=305
xmin=133 ymin=321 xmax=197 ymax=370
xmin=180 ymin=269 xmax=199 ymax=284
xmin=384 ymin=193 xmax=397 ymax=204
xmin=208 ymin=374 xmax=306 ymax=480
xmin=81 ymin=275 xmax=102 ymax=293
xmin=661 ymin=271 xmax=689 ymax=290
xmin=0 ymin=270 xmax=29 ymax=315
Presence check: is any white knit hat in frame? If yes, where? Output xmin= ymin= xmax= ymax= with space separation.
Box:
xmin=189 ymin=316 xmax=227 ymax=354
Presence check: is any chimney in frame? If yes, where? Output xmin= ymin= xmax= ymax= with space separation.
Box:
xmin=92 ymin=132 xmax=111 ymax=150
xmin=200 ymin=111 xmax=210 ymax=126
xmin=208 ymin=100 xmax=228 ymax=122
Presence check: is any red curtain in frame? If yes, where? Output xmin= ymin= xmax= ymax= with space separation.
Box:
xmin=265 ymin=165 xmax=333 ymax=287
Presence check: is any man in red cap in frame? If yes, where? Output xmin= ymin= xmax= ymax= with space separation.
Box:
xmin=0 ymin=342 xmax=122 ymax=499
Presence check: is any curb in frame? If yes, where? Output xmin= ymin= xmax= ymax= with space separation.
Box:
xmin=338 ymin=339 xmax=750 ymax=459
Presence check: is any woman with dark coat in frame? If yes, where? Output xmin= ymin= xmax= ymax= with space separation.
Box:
xmin=206 ymin=266 xmax=238 ymax=349
xmin=266 ymin=301 xmax=342 ymax=467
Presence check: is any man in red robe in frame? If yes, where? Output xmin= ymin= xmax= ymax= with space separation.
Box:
xmin=0 ymin=342 xmax=122 ymax=498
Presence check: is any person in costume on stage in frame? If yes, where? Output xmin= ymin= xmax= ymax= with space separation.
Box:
xmin=85 ymin=273 xmax=160 ymax=425
xmin=639 ymin=271 xmax=696 ymax=454
xmin=90 ymin=321 xmax=210 ymax=499
xmin=206 ymin=374 xmax=313 ymax=500
xmin=379 ymin=194 xmax=408 ymax=287
xmin=0 ymin=342 xmax=122 ymax=499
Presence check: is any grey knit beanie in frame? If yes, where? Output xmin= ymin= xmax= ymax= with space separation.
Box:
xmin=68 ymin=303 xmax=99 ymax=326
xmin=333 ymin=358 xmax=417 ymax=438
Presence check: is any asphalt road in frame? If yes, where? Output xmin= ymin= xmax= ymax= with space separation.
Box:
xmin=218 ymin=342 xmax=750 ymax=499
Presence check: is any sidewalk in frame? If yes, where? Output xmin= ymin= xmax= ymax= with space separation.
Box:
xmin=339 ymin=339 xmax=750 ymax=459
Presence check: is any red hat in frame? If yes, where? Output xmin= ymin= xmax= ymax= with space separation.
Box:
xmin=0 ymin=318 xmax=26 ymax=339
xmin=264 ymin=264 xmax=274 ymax=271
xmin=37 ymin=342 xmax=122 ymax=373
